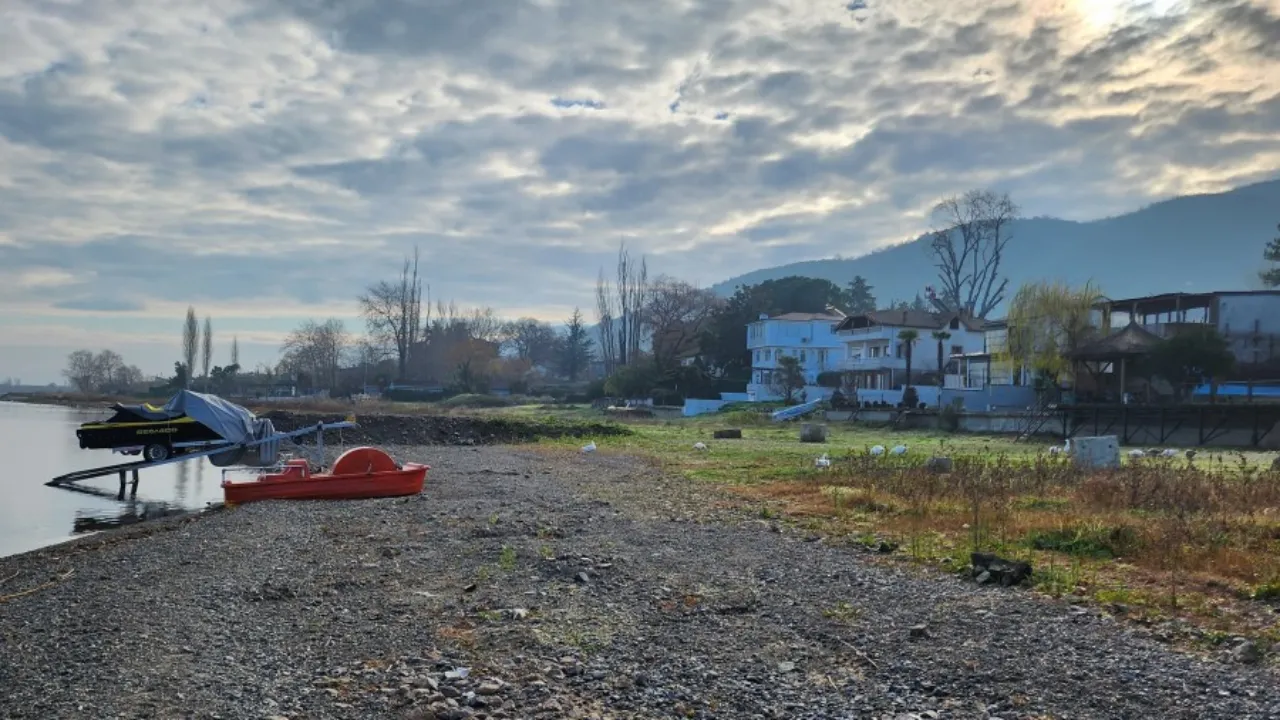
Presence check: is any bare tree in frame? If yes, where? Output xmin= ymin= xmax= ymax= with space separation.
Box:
xmin=645 ymin=276 xmax=721 ymax=370
xmin=595 ymin=269 xmax=618 ymax=374
xmin=615 ymin=242 xmax=649 ymax=366
xmin=505 ymin=318 xmax=561 ymax=366
xmin=280 ymin=319 xmax=349 ymax=392
xmin=63 ymin=349 xmax=138 ymax=393
xmin=201 ymin=316 xmax=213 ymax=390
xmin=927 ymin=189 xmax=1019 ymax=318
xmin=182 ymin=306 xmax=198 ymax=388
xmin=358 ymin=246 xmax=424 ymax=381
xmin=63 ymin=350 xmax=98 ymax=393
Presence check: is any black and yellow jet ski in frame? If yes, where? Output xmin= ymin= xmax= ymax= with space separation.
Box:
xmin=76 ymin=393 xmax=235 ymax=462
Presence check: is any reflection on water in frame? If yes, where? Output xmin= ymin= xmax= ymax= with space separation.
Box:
xmin=0 ymin=401 xmax=229 ymax=558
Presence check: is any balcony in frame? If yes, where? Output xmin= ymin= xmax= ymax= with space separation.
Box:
xmin=843 ymin=355 xmax=906 ymax=371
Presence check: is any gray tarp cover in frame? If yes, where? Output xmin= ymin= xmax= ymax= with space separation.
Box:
xmin=161 ymin=390 xmax=271 ymax=445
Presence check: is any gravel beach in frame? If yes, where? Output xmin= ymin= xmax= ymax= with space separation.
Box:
xmin=1 ymin=444 xmax=1276 ymax=719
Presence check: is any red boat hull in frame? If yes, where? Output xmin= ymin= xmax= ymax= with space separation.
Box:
xmin=221 ymin=447 xmax=428 ymax=504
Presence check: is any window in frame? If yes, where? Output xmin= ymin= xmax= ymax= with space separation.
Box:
xmin=951 ymin=345 xmax=963 ymax=357
xmin=949 ymin=317 xmax=960 ymax=330
xmin=755 ymin=350 xmax=760 ymax=363
xmin=800 ymin=350 xmax=807 ymax=363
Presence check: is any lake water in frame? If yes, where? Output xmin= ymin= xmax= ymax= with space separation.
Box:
xmin=0 ymin=401 xmax=226 ymax=558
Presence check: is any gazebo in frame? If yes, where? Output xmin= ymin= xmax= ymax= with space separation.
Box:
xmin=1069 ymin=323 xmax=1164 ymax=402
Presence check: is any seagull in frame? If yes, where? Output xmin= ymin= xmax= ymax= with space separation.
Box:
xmin=1127 ymin=449 xmax=1145 ymax=459
xmin=1159 ymin=448 xmax=1178 ymax=458
xmin=1048 ymin=438 xmax=1072 ymax=456
xmin=581 ymin=441 xmax=597 ymax=453
xmin=889 ymin=444 xmax=908 ymax=456
xmin=815 ymin=453 xmax=832 ymax=469
xmin=693 ymin=442 xmax=709 ymax=451
xmin=869 ymin=445 xmax=886 ymax=456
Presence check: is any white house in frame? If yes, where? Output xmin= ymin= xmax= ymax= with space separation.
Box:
xmin=950 ymin=319 xmax=1032 ymax=388
xmin=746 ymin=312 xmax=845 ymax=399
xmin=832 ymin=310 xmax=985 ymax=390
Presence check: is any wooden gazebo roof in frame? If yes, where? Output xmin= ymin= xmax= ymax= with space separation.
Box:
xmin=1069 ymin=323 xmax=1163 ymax=361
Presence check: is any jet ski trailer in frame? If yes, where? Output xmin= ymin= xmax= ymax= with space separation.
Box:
xmin=50 ymin=416 xmax=356 ymax=500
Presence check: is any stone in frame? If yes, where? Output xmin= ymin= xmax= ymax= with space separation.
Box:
xmin=924 ymin=456 xmax=953 ymax=473
xmin=909 ymin=624 xmax=929 ymax=639
xmin=971 ymin=552 xmax=1033 ymax=587
xmin=1071 ymin=435 xmax=1121 ymax=470
xmin=1232 ymin=641 xmax=1263 ymax=665
xmin=799 ymin=424 xmax=829 ymax=443
xmin=713 ymin=428 xmax=743 ymax=439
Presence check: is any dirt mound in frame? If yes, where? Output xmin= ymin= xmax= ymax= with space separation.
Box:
xmin=259 ymin=410 xmax=630 ymax=446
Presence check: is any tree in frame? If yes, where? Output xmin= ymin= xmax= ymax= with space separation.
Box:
xmin=1144 ymin=326 xmax=1235 ymax=400
xmin=898 ymin=329 xmax=918 ymax=390
xmin=63 ymin=350 xmax=98 ymax=392
xmin=1004 ymin=280 xmax=1105 ymax=384
xmin=594 ymin=242 xmax=649 ymax=374
xmin=645 ymin=276 xmax=721 ymax=370
xmin=932 ymin=330 xmax=952 ymax=390
xmin=280 ymin=319 xmax=348 ymax=392
xmin=843 ymin=276 xmax=876 ymax=314
xmin=1261 ymin=224 xmax=1280 ymax=288
xmin=927 ymin=189 xmax=1019 ymax=318
xmin=182 ymin=306 xmax=198 ymax=389
xmin=201 ymin=316 xmax=213 ymax=390
xmin=230 ymin=336 xmax=240 ymax=367
xmin=505 ymin=318 xmax=560 ymax=366
xmin=559 ymin=307 xmax=595 ymax=381
xmin=770 ymin=355 xmax=806 ymax=403
xmin=358 ymin=246 xmax=424 ymax=381
xmin=63 ymin=349 xmax=137 ymax=393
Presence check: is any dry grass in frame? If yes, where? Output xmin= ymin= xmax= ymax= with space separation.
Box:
xmin=726 ymin=451 xmax=1280 ymax=641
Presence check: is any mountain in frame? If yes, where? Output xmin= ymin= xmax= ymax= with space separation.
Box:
xmin=710 ymin=178 xmax=1280 ymax=311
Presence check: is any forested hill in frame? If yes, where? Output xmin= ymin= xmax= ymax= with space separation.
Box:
xmin=710 ymin=178 xmax=1280 ymax=307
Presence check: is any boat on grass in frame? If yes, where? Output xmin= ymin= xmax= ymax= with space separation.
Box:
xmin=221 ymin=446 xmax=428 ymax=504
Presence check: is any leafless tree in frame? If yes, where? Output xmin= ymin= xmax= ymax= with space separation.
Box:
xmin=182 ymin=306 xmax=198 ymax=388
xmin=63 ymin=349 xmax=141 ymax=393
xmin=595 ymin=269 xmax=618 ymax=374
xmin=505 ymin=318 xmax=560 ymax=366
xmin=201 ymin=316 xmax=213 ymax=390
xmin=645 ymin=276 xmax=721 ymax=370
xmin=280 ymin=318 xmax=349 ymax=392
xmin=927 ymin=189 xmax=1019 ymax=318
xmin=358 ymin=246 xmax=424 ymax=380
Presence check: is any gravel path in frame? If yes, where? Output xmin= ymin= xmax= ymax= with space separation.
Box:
xmin=1 ymin=445 xmax=1276 ymax=719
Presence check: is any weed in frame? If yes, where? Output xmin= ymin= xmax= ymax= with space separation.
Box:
xmin=823 ymin=601 xmax=860 ymax=624
xmin=539 ymin=544 xmax=555 ymax=560
xmin=499 ymin=545 xmax=517 ymax=571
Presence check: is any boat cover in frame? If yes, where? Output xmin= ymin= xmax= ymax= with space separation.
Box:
xmin=160 ymin=390 xmax=273 ymax=446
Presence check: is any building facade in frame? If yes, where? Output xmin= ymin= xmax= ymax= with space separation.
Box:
xmin=746 ymin=312 xmax=845 ymax=399
xmin=1100 ymin=290 xmax=1280 ymax=367
xmin=832 ymin=310 xmax=985 ymax=390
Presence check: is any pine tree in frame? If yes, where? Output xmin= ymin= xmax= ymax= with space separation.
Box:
xmin=843 ymin=276 xmax=876 ymax=314
xmin=559 ymin=308 xmax=595 ymax=381
xmin=1262 ymin=224 xmax=1280 ymax=288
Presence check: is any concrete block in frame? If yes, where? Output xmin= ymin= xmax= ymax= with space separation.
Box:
xmin=1071 ymin=435 xmax=1120 ymax=470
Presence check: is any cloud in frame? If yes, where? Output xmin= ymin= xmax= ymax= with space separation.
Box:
xmin=1 ymin=0 xmax=1279 ymax=382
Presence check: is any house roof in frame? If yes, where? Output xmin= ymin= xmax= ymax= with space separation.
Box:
xmin=834 ymin=310 xmax=984 ymax=333
xmin=1069 ymin=322 xmax=1163 ymax=360
xmin=764 ymin=312 xmax=845 ymax=322
xmin=1099 ymin=290 xmax=1280 ymax=314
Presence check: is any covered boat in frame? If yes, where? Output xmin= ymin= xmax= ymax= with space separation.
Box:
xmin=221 ymin=447 xmax=428 ymax=504
xmin=76 ymin=390 xmax=277 ymax=463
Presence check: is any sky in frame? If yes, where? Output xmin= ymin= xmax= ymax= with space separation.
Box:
xmin=1 ymin=0 xmax=1279 ymax=384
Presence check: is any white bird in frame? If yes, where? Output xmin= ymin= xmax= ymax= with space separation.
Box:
xmin=1048 ymin=438 xmax=1072 ymax=456
xmin=1127 ymin=449 xmax=1145 ymax=459
xmin=869 ymin=445 xmax=886 ymax=456
xmin=815 ymin=453 xmax=832 ymax=469
xmin=693 ymin=442 xmax=709 ymax=451
xmin=581 ymin=441 xmax=597 ymax=453
xmin=889 ymin=444 xmax=908 ymax=456
xmin=1159 ymin=448 xmax=1178 ymax=458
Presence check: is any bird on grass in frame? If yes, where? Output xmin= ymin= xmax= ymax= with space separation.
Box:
xmin=581 ymin=441 xmax=597 ymax=453
xmin=1158 ymin=448 xmax=1179 ymax=458
xmin=1126 ymin=449 xmax=1146 ymax=459
xmin=869 ymin=445 xmax=886 ymax=456
xmin=693 ymin=442 xmax=709 ymax=451
xmin=815 ymin=453 xmax=832 ymax=469
xmin=1048 ymin=439 xmax=1072 ymax=456
xmin=889 ymin=444 xmax=908 ymax=456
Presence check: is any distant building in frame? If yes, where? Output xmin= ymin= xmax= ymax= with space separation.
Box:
xmin=950 ymin=319 xmax=1032 ymax=389
xmin=832 ymin=310 xmax=984 ymax=390
xmin=1098 ymin=290 xmax=1280 ymax=367
xmin=746 ymin=312 xmax=845 ymax=399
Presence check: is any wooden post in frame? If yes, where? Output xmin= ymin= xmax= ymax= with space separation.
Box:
xmin=1122 ymin=405 xmax=1130 ymax=445
xmin=117 ymin=470 xmax=127 ymax=501
xmin=130 ymin=468 xmax=140 ymax=499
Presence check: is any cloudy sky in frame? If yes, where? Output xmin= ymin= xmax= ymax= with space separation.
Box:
xmin=1 ymin=0 xmax=1278 ymax=384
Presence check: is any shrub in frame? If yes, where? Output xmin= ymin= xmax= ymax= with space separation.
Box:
xmin=940 ymin=401 xmax=963 ymax=432
xmin=902 ymin=386 xmax=920 ymax=408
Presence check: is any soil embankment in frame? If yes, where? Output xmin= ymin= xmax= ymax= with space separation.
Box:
xmin=258 ymin=409 xmax=631 ymax=447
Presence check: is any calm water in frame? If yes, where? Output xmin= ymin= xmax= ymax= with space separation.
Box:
xmin=0 ymin=401 xmax=226 ymax=558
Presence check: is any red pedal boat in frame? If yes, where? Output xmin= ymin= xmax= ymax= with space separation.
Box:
xmin=222 ymin=447 xmax=428 ymax=504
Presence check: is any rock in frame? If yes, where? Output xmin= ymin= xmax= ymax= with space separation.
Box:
xmin=713 ymin=429 xmax=743 ymax=439
xmin=924 ymin=456 xmax=953 ymax=473
xmin=1232 ymin=641 xmax=1263 ymax=665
xmin=777 ymin=661 xmax=796 ymax=673
xmin=909 ymin=624 xmax=929 ymax=639
xmin=799 ymin=424 xmax=829 ymax=443
xmin=971 ymin=552 xmax=1032 ymax=587
xmin=477 ymin=682 xmax=503 ymax=695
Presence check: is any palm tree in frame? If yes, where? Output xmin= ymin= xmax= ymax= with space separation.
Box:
xmin=932 ymin=330 xmax=952 ymax=392
xmin=897 ymin=329 xmax=919 ymax=390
